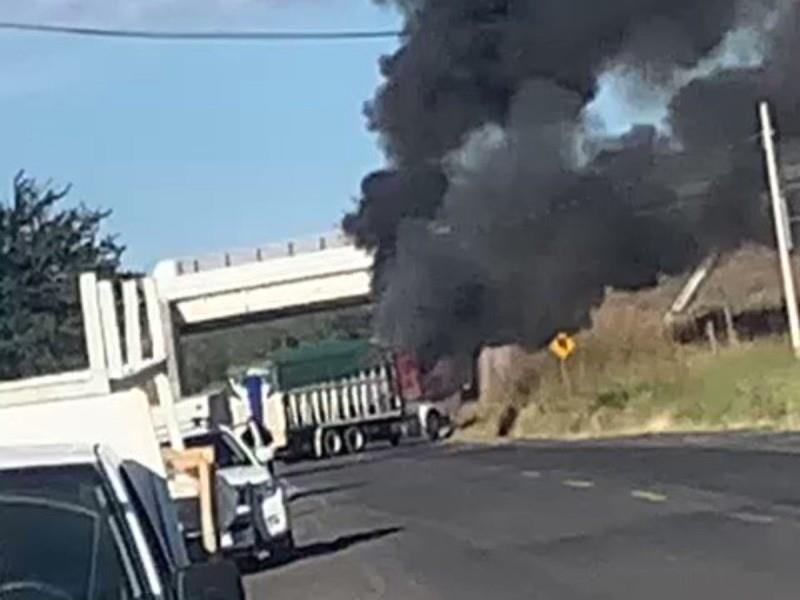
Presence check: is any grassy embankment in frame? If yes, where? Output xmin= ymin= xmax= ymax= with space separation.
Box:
xmin=457 ymin=290 xmax=800 ymax=441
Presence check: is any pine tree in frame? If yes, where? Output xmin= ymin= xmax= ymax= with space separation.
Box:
xmin=0 ymin=172 xmax=125 ymax=380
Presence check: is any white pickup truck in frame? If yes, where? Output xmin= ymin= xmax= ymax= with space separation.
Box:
xmin=182 ymin=426 xmax=293 ymax=562
xmin=0 ymin=443 xmax=244 ymax=600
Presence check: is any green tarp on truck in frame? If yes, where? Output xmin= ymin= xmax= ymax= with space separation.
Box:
xmin=268 ymin=339 xmax=386 ymax=390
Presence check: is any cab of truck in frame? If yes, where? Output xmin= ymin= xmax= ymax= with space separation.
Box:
xmin=0 ymin=443 xmax=244 ymax=600
xmin=394 ymin=351 xmax=479 ymax=440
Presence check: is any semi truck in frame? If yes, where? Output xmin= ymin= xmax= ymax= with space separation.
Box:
xmin=233 ymin=339 xmax=406 ymax=459
xmin=228 ymin=340 xmax=478 ymax=460
xmin=165 ymin=338 xmax=479 ymax=462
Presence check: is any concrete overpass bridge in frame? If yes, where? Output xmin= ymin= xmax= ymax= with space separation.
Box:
xmin=152 ymin=232 xmax=374 ymax=395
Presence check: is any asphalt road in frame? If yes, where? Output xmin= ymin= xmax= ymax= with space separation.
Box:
xmin=245 ymin=433 xmax=800 ymax=599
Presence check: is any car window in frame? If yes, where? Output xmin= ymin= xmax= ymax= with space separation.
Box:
xmin=0 ymin=465 xmax=134 ymax=600
xmin=217 ymin=435 xmax=249 ymax=468
xmin=185 ymin=433 xmax=248 ymax=468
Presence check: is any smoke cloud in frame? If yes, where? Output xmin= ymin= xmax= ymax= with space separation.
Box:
xmin=345 ymin=0 xmax=800 ymax=366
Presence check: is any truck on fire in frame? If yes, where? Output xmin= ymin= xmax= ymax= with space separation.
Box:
xmin=222 ymin=339 xmax=478 ymax=460
xmin=231 ymin=340 xmax=406 ymax=459
xmin=165 ymin=334 xmax=479 ymax=462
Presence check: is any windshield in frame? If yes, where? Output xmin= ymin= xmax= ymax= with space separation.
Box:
xmin=0 ymin=465 xmax=133 ymax=600
xmin=185 ymin=433 xmax=249 ymax=469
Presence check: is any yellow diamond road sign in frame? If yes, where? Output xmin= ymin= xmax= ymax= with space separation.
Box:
xmin=550 ymin=333 xmax=576 ymax=361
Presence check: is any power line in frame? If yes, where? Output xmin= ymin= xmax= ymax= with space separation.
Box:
xmin=0 ymin=21 xmax=403 ymax=42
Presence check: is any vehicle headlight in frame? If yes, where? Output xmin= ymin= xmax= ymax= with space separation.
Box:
xmin=260 ymin=487 xmax=287 ymax=535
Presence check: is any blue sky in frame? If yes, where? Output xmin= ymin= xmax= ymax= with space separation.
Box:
xmin=0 ymin=1 xmax=401 ymax=269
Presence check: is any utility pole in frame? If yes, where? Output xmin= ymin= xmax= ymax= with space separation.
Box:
xmin=759 ymin=101 xmax=800 ymax=357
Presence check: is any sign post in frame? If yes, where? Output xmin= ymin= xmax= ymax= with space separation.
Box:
xmin=549 ymin=333 xmax=576 ymax=397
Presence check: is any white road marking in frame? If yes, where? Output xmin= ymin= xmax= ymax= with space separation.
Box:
xmin=631 ymin=490 xmax=668 ymax=503
xmin=522 ymin=470 xmax=542 ymax=479
xmin=563 ymin=479 xmax=595 ymax=489
xmin=728 ymin=511 xmax=775 ymax=525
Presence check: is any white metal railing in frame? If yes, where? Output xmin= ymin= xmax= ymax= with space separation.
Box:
xmin=283 ymin=364 xmax=402 ymax=429
xmin=0 ymin=272 xmax=184 ymax=451
xmin=174 ymin=231 xmax=352 ymax=276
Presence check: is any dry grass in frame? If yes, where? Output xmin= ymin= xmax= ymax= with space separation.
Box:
xmin=457 ymin=290 xmax=800 ymax=442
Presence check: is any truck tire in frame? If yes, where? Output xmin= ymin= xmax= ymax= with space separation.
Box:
xmin=343 ymin=426 xmax=366 ymax=454
xmin=425 ymin=411 xmax=442 ymax=441
xmin=322 ymin=428 xmax=343 ymax=457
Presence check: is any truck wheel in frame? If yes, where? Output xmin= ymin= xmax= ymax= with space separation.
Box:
xmin=322 ymin=428 xmax=343 ymax=457
xmin=425 ymin=411 xmax=442 ymax=441
xmin=343 ymin=426 xmax=366 ymax=454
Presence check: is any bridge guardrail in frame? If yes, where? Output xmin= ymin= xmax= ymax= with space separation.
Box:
xmin=174 ymin=231 xmax=352 ymax=275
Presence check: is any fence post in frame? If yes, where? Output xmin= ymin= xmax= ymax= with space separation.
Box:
xmin=723 ymin=304 xmax=739 ymax=347
xmin=705 ymin=320 xmax=719 ymax=355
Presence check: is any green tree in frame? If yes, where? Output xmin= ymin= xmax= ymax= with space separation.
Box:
xmin=0 ymin=172 xmax=124 ymax=380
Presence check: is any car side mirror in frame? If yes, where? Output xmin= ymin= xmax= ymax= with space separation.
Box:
xmin=176 ymin=560 xmax=244 ymax=600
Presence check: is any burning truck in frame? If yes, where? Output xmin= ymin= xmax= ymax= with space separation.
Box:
xmin=177 ymin=340 xmax=478 ymax=461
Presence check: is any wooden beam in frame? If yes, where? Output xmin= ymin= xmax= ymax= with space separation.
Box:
xmin=666 ymin=253 xmax=719 ymax=321
xmin=162 ymin=447 xmax=217 ymax=554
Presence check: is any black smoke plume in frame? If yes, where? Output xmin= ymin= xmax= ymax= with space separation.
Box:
xmin=345 ymin=0 xmax=800 ymax=367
